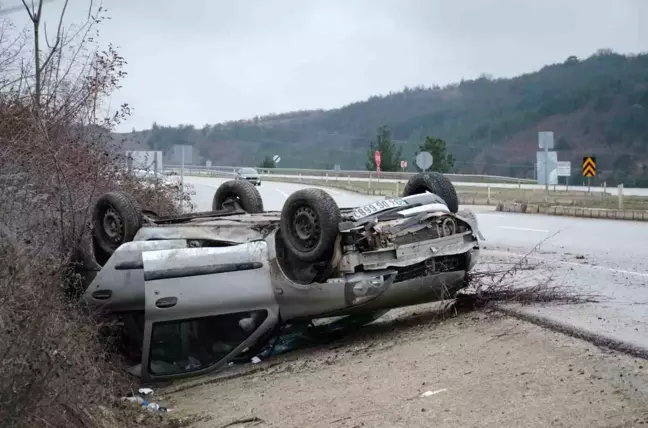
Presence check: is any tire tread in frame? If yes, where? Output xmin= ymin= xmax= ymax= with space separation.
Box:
xmin=212 ymin=180 xmax=264 ymax=213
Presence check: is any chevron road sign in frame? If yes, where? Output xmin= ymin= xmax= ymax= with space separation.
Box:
xmin=582 ymin=156 xmax=596 ymax=177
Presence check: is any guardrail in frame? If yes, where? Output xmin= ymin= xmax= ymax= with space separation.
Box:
xmin=165 ymin=168 xmax=235 ymax=178
xmin=163 ymin=165 xmax=537 ymax=184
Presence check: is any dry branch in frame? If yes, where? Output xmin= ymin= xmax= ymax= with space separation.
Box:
xmin=457 ymin=232 xmax=599 ymax=310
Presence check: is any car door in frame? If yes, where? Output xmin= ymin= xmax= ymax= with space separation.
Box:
xmin=140 ymin=240 xmax=279 ymax=382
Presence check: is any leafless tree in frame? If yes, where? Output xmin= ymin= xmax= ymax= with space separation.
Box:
xmin=0 ymin=2 xmax=191 ymax=427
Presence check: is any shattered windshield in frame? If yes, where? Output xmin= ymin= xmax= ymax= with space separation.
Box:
xmin=239 ymin=168 xmax=258 ymax=175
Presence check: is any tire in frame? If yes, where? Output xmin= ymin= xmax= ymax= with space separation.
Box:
xmin=212 ymin=179 xmax=264 ymax=213
xmin=279 ymin=188 xmax=341 ymax=263
xmin=92 ymin=191 xmax=142 ymax=258
xmin=402 ymin=172 xmax=459 ymax=213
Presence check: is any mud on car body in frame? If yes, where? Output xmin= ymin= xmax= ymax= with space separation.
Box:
xmin=78 ymin=171 xmax=483 ymax=383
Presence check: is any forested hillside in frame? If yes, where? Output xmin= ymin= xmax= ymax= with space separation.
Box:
xmin=119 ymin=49 xmax=648 ymax=185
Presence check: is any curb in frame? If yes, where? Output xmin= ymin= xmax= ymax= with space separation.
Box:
xmin=496 ymin=201 xmax=648 ymax=221
xmin=495 ymin=306 xmax=648 ymax=360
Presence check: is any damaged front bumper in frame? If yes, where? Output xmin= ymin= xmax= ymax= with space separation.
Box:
xmin=335 ymin=222 xmax=480 ymax=311
xmin=309 ymin=236 xmax=480 ymax=318
xmin=339 ymin=231 xmax=479 ymax=271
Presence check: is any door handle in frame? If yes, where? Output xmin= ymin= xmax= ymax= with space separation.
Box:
xmin=155 ymin=297 xmax=178 ymax=308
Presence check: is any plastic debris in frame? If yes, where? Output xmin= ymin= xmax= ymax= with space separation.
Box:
xmin=420 ymin=388 xmax=447 ymax=398
xmin=121 ymin=388 xmax=170 ymax=413
xmin=251 ymin=356 xmax=262 ymax=364
xmin=123 ymin=396 xmax=145 ymax=405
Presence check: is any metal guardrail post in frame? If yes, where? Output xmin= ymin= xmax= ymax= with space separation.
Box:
xmin=618 ymin=184 xmax=624 ymax=209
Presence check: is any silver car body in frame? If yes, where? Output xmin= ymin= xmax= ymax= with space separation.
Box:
xmin=81 ymin=192 xmax=482 ymax=382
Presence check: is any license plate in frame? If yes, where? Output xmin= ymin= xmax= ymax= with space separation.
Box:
xmin=352 ymin=198 xmax=408 ymax=220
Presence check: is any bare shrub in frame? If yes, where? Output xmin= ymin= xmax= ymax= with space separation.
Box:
xmin=457 ymin=236 xmax=599 ymax=310
xmin=0 ymin=2 xmax=189 ymax=427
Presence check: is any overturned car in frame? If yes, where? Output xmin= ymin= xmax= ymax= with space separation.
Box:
xmin=78 ymin=171 xmax=483 ymax=382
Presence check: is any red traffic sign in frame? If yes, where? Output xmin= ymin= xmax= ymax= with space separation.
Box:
xmin=374 ymin=150 xmax=381 ymax=167
xmin=400 ymin=160 xmax=407 ymax=168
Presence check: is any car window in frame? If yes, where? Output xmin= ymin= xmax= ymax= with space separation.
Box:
xmin=147 ymin=310 xmax=268 ymax=376
xmin=240 ymin=168 xmax=257 ymax=174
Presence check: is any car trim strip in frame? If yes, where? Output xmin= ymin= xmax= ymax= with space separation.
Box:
xmin=144 ymin=261 xmax=263 ymax=281
xmin=115 ymin=260 xmax=144 ymax=270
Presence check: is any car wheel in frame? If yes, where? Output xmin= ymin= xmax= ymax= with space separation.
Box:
xmin=212 ymin=179 xmax=264 ymax=213
xmin=279 ymin=188 xmax=341 ymax=263
xmin=402 ymin=172 xmax=459 ymax=213
xmin=92 ymin=191 xmax=143 ymax=258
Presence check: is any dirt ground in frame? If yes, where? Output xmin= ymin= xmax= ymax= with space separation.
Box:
xmin=156 ymin=305 xmax=648 ymax=428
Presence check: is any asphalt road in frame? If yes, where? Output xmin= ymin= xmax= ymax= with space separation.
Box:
xmin=183 ymin=176 xmax=380 ymax=211
xmin=185 ymin=176 xmax=648 ymax=351
xmin=170 ymin=168 xmax=647 ymax=196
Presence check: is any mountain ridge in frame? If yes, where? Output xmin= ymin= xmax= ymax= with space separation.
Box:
xmin=118 ymin=48 xmax=648 ymax=185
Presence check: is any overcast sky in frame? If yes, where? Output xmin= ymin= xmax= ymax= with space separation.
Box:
xmin=2 ymin=0 xmax=647 ymax=132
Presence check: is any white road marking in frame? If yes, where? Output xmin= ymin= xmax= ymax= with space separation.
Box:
xmin=273 ymin=188 xmax=289 ymax=197
xmin=483 ymin=249 xmax=648 ymax=278
xmin=324 ymin=188 xmax=344 ymax=196
xmin=475 ymin=213 xmax=508 ymax=218
xmin=497 ymin=226 xmax=549 ymax=233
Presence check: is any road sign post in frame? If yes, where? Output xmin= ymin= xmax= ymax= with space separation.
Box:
xmin=557 ymin=161 xmax=571 ymax=188
xmin=539 ymin=132 xmax=555 ymax=193
xmin=400 ymin=160 xmax=407 ymax=172
xmin=582 ymin=156 xmax=596 ymax=193
xmin=536 ymin=151 xmax=558 ymax=186
xmin=374 ymin=151 xmax=381 ymax=176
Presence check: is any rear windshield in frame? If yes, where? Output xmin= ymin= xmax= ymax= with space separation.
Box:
xmin=240 ymin=168 xmax=258 ymax=174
